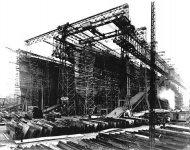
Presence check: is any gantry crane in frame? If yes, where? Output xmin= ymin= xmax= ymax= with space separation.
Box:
xmin=24 ymin=3 xmax=185 ymax=115
xmin=25 ymin=3 xmax=183 ymax=87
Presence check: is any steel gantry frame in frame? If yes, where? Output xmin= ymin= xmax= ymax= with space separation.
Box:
xmin=25 ymin=3 xmax=183 ymax=84
xmin=25 ymin=3 xmax=184 ymax=116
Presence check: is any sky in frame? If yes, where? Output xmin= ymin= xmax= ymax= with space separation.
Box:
xmin=0 ymin=0 xmax=190 ymax=103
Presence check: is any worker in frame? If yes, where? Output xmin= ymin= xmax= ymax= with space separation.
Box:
xmin=16 ymin=123 xmax=24 ymax=142
xmin=162 ymin=116 xmax=166 ymax=128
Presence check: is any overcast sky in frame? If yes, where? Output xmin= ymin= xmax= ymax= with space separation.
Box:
xmin=0 ymin=0 xmax=189 ymax=101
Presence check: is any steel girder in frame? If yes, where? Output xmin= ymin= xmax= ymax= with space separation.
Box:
xmin=24 ymin=3 xmax=167 ymax=76
xmin=25 ymin=3 xmax=129 ymax=46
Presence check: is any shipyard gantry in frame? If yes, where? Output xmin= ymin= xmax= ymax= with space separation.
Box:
xmin=0 ymin=2 xmax=188 ymax=150
xmin=21 ymin=3 xmax=184 ymax=115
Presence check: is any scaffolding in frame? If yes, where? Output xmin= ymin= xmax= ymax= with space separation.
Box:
xmin=58 ymin=63 xmax=76 ymax=115
xmin=92 ymin=53 xmax=120 ymax=114
xmin=19 ymin=50 xmax=57 ymax=110
xmin=54 ymin=37 xmax=77 ymax=115
xmin=96 ymin=69 xmax=119 ymax=111
xmin=22 ymin=3 xmax=184 ymax=117
xmin=14 ymin=50 xmax=21 ymax=105
xmin=76 ymin=46 xmax=95 ymax=115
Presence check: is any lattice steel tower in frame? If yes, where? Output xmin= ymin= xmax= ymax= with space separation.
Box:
xmin=150 ymin=1 xmax=156 ymax=149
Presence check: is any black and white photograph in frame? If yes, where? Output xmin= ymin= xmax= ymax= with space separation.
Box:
xmin=0 ymin=0 xmax=190 ymax=149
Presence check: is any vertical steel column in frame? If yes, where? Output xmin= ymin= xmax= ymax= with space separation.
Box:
xmin=28 ymin=52 xmax=32 ymax=109
xmin=45 ymin=61 xmax=50 ymax=107
xmin=125 ymin=53 xmax=131 ymax=108
xmin=56 ymin=23 xmax=76 ymax=115
xmin=150 ymin=1 xmax=156 ymax=149
xmin=143 ymin=28 xmax=150 ymax=110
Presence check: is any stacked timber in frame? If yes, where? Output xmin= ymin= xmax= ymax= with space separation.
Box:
xmin=6 ymin=121 xmax=23 ymax=140
xmin=14 ymin=125 xmax=190 ymax=150
xmin=5 ymin=116 xmax=146 ymax=140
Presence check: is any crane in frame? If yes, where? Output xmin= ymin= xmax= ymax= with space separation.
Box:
xmin=24 ymin=3 xmax=185 ymax=116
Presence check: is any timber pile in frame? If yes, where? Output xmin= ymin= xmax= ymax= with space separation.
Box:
xmin=5 ymin=116 xmax=146 ymax=140
xmin=15 ymin=125 xmax=190 ymax=150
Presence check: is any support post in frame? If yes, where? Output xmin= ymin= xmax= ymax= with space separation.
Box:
xmin=149 ymin=1 xmax=156 ymax=149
